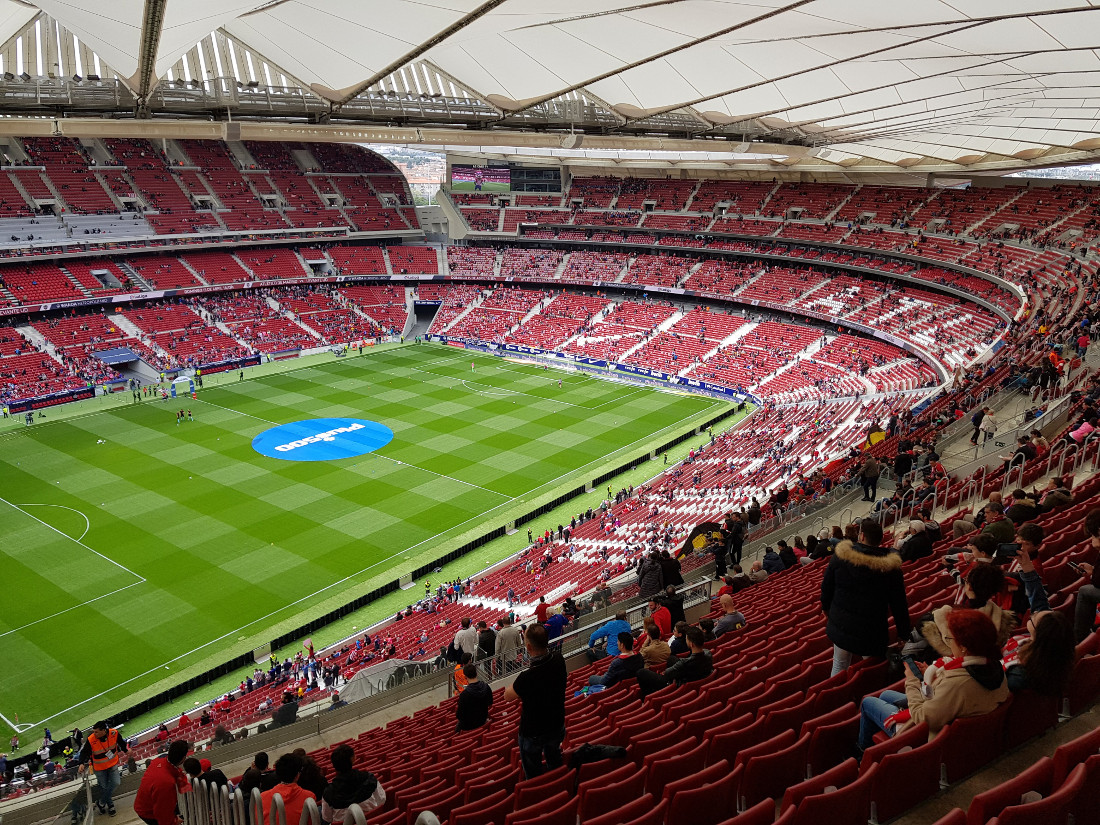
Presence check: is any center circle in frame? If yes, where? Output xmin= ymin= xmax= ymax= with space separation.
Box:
xmin=252 ymin=418 xmax=394 ymax=462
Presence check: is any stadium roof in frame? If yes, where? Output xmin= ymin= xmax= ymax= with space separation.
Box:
xmin=2 ymin=1 xmax=1100 ymax=174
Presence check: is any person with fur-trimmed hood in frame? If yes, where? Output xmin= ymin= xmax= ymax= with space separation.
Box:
xmin=821 ymin=518 xmax=911 ymax=677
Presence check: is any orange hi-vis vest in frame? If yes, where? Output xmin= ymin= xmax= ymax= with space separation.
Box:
xmin=90 ymin=729 xmax=121 ymax=771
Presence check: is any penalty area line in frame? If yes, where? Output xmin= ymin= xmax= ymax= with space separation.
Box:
xmin=0 ymin=581 xmax=144 ymax=640
xmin=0 ymin=496 xmax=145 ymax=584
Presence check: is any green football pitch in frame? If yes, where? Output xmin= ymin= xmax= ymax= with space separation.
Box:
xmin=0 ymin=345 xmax=724 ymax=733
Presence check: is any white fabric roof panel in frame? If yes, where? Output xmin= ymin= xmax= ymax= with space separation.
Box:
xmin=3 ymin=0 xmax=1100 ymax=168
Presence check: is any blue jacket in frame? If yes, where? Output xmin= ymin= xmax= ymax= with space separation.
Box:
xmin=589 ymin=619 xmax=632 ymax=656
xmin=544 ymin=613 xmax=568 ymax=641
xmin=762 ymin=551 xmax=785 ymax=575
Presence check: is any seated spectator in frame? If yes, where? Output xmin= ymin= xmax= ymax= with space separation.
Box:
xmin=669 ymin=621 xmax=690 ymax=656
xmin=712 ymin=595 xmax=746 ymax=638
xmin=858 ymin=609 xmax=1009 ymax=749
xmin=320 ymin=745 xmax=385 ymax=825
xmin=293 ymin=748 xmax=327 ymax=801
xmin=586 ymin=612 xmax=631 ymax=661
xmin=1037 ymin=476 xmax=1073 ymax=512
xmin=999 ymin=436 xmax=1036 ymax=474
xmin=588 ymin=633 xmax=644 ymax=688
xmin=261 ymin=754 xmax=311 ymax=825
xmin=455 ymin=664 xmax=493 ymax=731
xmin=636 ymin=626 xmax=713 ymax=697
xmin=1004 ymin=546 xmax=1076 ymax=695
xmin=197 ymin=758 xmax=229 ymax=788
xmin=895 ymin=520 xmax=933 ymax=563
xmin=270 ymin=692 xmax=298 ymax=728
xmin=951 ymin=492 xmax=1002 ymax=538
xmin=748 ymin=560 xmax=769 ymax=583
xmin=761 ymin=546 xmax=784 ymax=575
xmin=977 ymin=501 xmax=1015 ymax=544
xmin=638 ymin=623 xmax=671 ymax=667
xmin=777 ymin=541 xmax=797 ymax=570
xmin=211 ymin=725 xmax=233 ymax=747
xmin=918 ymin=564 xmax=1015 ymax=660
xmin=1076 ymin=508 xmax=1100 ymax=642
xmin=1005 ymin=489 xmax=1041 ymax=526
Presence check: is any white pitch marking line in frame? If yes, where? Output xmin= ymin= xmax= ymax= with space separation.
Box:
xmin=0 ymin=581 xmax=144 ymax=639
xmin=192 ymin=397 xmax=280 ymax=426
xmin=17 ymin=503 xmax=91 ymax=542
xmin=0 ymin=496 xmax=145 ymax=583
xmin=368 ymin=453 xmax=514 ymax=499
xmin=0 ymin=711 xmax=32 ymax=733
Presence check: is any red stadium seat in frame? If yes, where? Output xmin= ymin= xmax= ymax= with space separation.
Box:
xmin=967 ymin=757 xmax=1054 ymax=825
xmin=988 ymin=763 xmax=1087 ymax=825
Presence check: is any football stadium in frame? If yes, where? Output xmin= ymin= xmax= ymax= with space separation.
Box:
xmin=1 ymin=3 xmax=1100 ymax=825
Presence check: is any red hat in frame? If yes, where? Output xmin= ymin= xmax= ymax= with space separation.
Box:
xmin=199 ymin=758 xmax=212 ymax=773
xmin=945 ymin=608 xmax=1000 ymax=660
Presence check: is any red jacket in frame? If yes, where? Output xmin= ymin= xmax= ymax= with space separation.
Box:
xmin=262 ymin=782 xmax=312 ymax=825
xmin=651 ymin=605 xmax=672 ymax=637
xmin=134 ymin=757 xmax=187 ymax=825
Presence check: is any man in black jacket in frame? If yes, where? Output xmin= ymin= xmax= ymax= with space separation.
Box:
xmin=821 ymin=519 xmax=910 ymax=677
xmin=658 ymin=550 xmax=684 ymax=587
xmin=320 ymin=744 xmax=385 ymax=823
xmin=656 ymin=585 xmax=686 ymax=626
xmin=587 ymin=633 xmax=643 ymax=688
xmin=636 ymin=626 xmax=713 ymax=697
xmin=455 ymin=665 xmax=493 ymax=731
xmin=725 ymin=512 xmax=746 ymax=565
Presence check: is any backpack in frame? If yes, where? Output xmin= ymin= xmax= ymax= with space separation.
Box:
xmin=446 ymin=639 xmax=460 ymax=664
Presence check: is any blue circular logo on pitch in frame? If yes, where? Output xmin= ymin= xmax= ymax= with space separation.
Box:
xmin=252 ymin=418 xmax=393 ymax=461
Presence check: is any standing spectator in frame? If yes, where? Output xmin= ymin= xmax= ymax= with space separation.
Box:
xmin=970 ymin=406 xmax=987 ymax=445
xmin=659 ymin=550 xmax=684 ymax=587
xmin=78 ymin=721 xmax=128 ymax=816
xmin=978 ymin=407 xmax=997 ymax=445
xmin=860 ymin=455 xmax=880 ymax=502
xmin=475 ymin=621 xmax=496 ymax=662
xmin=544 ymin=610 xmax=569 ymax=642
xmin=637 ymin=552 xmax=664 ymax=597
xmin=656 ymin=585 xmax=686 ymax=626
xmin=133 ymin=740 xmax=189 ymax=825
xmin=821 ymin=519 xmax=911 ymax=676
xmin=725 ymin=512 xmax=746 ymax=566
xmin=260 ymin=754 xmax=312 ymax=825
xmin=504 ymin=625 xmax=567 ymax=779
xmin=453 ymin=618 xmax=478 ymax=659
xmin=320 ymin=744 xmax=385 ymax=825
xmin=497 ymin=616 xmax=524 ymax=672
xmin=647 ymin=598 xmax=671 ymax=637
xmin=455 ymin=665 xmax=494 ymax=731
xmin=534 ymin=597 xmax=549 ymax=625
